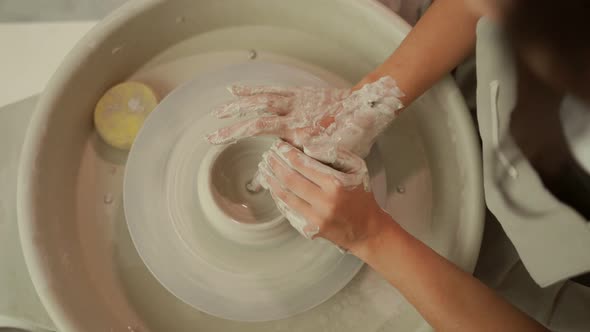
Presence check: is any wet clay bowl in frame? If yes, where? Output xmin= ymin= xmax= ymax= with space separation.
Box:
xmin=124 ymin=62 xmax=365 ymax=322
xmin=17 ymin=1 xmax=484 ymax=331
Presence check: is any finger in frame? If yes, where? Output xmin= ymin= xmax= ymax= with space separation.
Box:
xmin=302 ymin=143 xmax=370 ymax=190
xmin=275 ymin=196 xmax=320 ymax=239
xmin=260 ymin=164 xmax=311 ymax=211
xmin=245 ymin=169 xmax=264 ymax=193
xmin=212 ymin=94 xmax=291 ymax=119
xmin=319 ymin=146 xmax=365 ymax=174
xmin=270 ymin=140 xmax=338 ymax=189
xmin=259 ymin=165 xmax=320 ymax=239
xmin=229 ymin=84 xmax=297 ymax=97
xmin=206 ymin=117 xmax=290 ymax=144
xmin=257 ymin=159 xmax=279 ymax=191
xmin=322 ymin=147 xmax=370 ymax=190
xmin=263 ymin=150 xmax=322 ymax=203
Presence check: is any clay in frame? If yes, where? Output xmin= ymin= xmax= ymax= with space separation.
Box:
xmin=123 ymin=62 xmax=364 ymax=322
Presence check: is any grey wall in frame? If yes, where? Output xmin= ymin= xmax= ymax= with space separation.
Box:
xmin=0 ymin=0 xmax=127 ymax=22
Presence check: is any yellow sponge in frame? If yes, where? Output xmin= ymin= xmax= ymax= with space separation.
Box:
xmin=94 ymin=81 xmax=158 ymax=150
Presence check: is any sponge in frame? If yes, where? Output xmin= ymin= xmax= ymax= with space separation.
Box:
xmin=94 ymin=81 xmax=158 ymax=150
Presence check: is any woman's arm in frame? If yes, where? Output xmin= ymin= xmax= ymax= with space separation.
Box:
xmin=355 ymin=211 xmax=547 ymax=332
xmin=207 ymin=0 xmax=481 ymax=153
xmin=355 ymin=0 xmax=480 ymax=105
xmin=349 ymin=5 xmax=542 ymax=328
xmin=260 ymin=140 xmax=548 ymax=332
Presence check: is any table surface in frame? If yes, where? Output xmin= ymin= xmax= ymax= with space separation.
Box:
xmin=0 ymin=1 xmax=125 ymax=22
xmin=0 ymin=22 xmax=97 ymax=108
xmin=0 ymin=21 xmax=96 ymax=331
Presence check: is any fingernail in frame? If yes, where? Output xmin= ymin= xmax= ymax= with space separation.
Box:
xmin=266 ymin=150 xmax=279 ymax=161
xmin=278 ymin=144 xmax=292 ymax=154
xmin=336 ymin=245 xmax=348 ymax=255
xmin=261 ymin=151 xmax=270 ymax=163
xmin=206 ymin=131 xmax=230 ymax=144
xmin=258 ymin=159 xmax=273 ymax=176
xmin=268 ymin=152 xmax=282 ymax=169
xmin=270 ymin=139 xmax=281 ymax=150
xmin=304 ymin=226 xmax=320 ymax=239
xmin=270 ymin=140 xmax=289 ymax=154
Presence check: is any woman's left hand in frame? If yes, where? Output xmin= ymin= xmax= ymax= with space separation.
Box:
xmin=258 ymin=140 xmax=388 ymax=252
xmin=206 ymin=77 xmax=404 ymax=192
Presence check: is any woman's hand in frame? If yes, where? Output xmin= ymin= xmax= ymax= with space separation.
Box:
xmin=257 ymin=140 xmax=388 ymax=253
xmin=207 ymin=76 xmax=403 ymax=191
xmin=207 ymin=77 xmax=403 ymax=158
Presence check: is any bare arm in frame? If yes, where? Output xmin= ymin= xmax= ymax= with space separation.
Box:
xmin=209 ymin=1 xmax=547 ymax=329
xmin=355 ymin=0 xmax=480 ymax=105
xmin=353 ymin=210 xmax=548 ymax=332
xmin=261 ymin=141 xmax=548 ymax=331
xmin=207 ymin=0 xmax=481 ymax=151
xmin=349 ymin=3 xmax=545 ymax=330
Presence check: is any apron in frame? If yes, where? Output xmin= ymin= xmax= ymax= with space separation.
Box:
xmin=473 ymin=17 xmax=590 ymax=331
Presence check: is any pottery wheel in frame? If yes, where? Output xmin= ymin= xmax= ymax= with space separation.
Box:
xmin=124 ymin=62 xmax=386 ymax=322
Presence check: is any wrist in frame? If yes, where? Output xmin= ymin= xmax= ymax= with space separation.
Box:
xmin=353 ymin=72 xmax=382 ymax=91
xmin=349 ymin=207 xmax=401 ymax=262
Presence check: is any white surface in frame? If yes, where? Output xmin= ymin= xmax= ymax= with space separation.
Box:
xmin=0 ymin=22 xmax=96 ymax=107
xmin=125 ymin=62 xmax=364 ymax=322
xmin=0 ymin=97 xmax=53 ymax=331
xmin=475 ymin=18 xmax=590 ymax=288
xmin=0 ymin=1 xmax=125 ymax=22
xmin=0 ymin=22 xmax=95 ymax=330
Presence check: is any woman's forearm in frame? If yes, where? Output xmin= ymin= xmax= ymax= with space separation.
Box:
xmin=353 ymin=210 xmax=548 ymax=332
xmin=356 ymin=0 xmax=480 ymax=105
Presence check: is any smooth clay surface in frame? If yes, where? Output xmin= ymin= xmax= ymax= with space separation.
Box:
xmin=208 ymin=137 xmax=281 ymax=225
xmin=125 ymin=62 xmax=366 ymax=322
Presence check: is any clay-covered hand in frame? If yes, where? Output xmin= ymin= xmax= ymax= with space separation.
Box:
xmin=258 ymin=140 xmax=387 ymax=252
xmin=207 ymin=76 xmax=404 ymax=158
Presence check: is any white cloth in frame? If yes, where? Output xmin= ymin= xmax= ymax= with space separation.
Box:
xmin=475 ymin=214 xmax=590 ymax=331
xmin=474 ymin=17 xmax=590 ymax=331
xmin=561 ymin=95 xmax=590 ymax=175
xmin=475 ymin=17 xmax=590 ymax=289
xmin=0 ymin=21 xmax=96 ymax=331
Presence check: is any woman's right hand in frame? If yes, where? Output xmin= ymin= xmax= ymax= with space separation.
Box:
xmin=257 ymin=139 xmax=390 ymax=252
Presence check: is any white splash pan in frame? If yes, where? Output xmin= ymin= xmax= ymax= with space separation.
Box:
xmin=17 ymin=0 xmax=484 ymax=331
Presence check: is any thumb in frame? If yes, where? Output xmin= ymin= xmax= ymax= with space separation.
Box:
xmin=303 ymin=144 xmax=370 ymax=190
